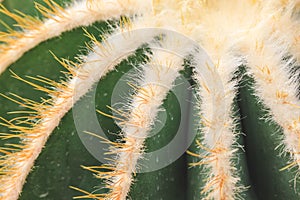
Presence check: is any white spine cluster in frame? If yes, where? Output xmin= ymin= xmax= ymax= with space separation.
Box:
xmin=192 ymin=49 xmax=242 ymax=200
xmin=261 ymin=0 xmax=300 ymax=62
xmin=95 ymin=35 xmax=192 ymax=199
xmin=0 ymin=17 xmax=158 ymax=200
xmin=0 ymin=0 xmax=152 ymax=74
xmin=242 ymin=30 xmax=300 ymax=169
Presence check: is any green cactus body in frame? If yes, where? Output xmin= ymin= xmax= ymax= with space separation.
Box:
xmin=0 ymin=1 xmax=299 ymax=200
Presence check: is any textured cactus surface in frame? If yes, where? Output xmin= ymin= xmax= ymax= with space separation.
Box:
xmin=0 ymin=1 xmax=299 ymax=200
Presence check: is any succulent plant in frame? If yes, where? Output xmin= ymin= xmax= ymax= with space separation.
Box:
xmin=0 ymin=0 xmax=299 ymax=200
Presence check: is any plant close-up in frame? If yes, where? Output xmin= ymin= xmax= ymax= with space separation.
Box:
xmin=0 ymin=0 xmax=299 ymax=200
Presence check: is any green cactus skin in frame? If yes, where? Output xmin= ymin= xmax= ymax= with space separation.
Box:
xmin=0 ymin=1 xmax=299 ymax=200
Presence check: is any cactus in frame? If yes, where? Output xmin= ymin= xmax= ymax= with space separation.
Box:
xmin=0 ymin=0 xmax=299 ymax=199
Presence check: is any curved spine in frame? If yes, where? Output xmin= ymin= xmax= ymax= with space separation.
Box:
xmin=0 ymin=0 xmax=152 ymax=74
xmin=242 ymin=26 xmax=300 ymax=170
xmin=0 ymin=17 xmax=158 ymax=200
xmin=78 ymin=36 xmax=192 ymax=199
xmin=192 ymin=50 xmax=242 ymax=200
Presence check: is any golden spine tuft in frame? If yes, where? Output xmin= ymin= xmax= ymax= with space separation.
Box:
xmin=0 ymin=70 xmax=75 ymax=200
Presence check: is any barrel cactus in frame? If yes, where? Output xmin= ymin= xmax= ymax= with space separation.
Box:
xmin=0 ymin=0 xmax=299 ymax=199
